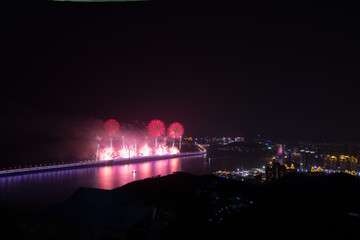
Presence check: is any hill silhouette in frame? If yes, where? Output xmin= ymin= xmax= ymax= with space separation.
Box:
xmin=117 ymin=172 xmax=360 ymax=239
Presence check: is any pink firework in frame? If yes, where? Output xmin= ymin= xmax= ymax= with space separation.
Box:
xmin=119 ymin=145 xmax=137 ymax=158
xmin=148 ymin=119 xmax=166 ymax=137
xmin=169 ymin=146 xmax=180 ymax=154
xmin=155 ymin=145 xmax=169 ymax=155
xmin=167 ymin=122 xmax=184 ymax=139
xmin=139 ymin=144 xmax=152 ymax=156
xmin=104 ymin=119 xmax=120 ymax=135
xmin=99 ymin=147 xmax=116 ymax=160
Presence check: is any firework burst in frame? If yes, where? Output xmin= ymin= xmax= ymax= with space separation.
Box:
xmin=104 ymin=119 xmax=120 ymax=135
xmin=169 ymin=146 xmax=180 ymax=154
xmin=155 ymin=145 xmax=169 ymax=155
xmin=148 ymin=119 xmax=166 ymax=137
xmin=139 ymin=144 xmax=152 ymax=156
xmin=96 ymin=119 xmax=185 ymax=160
xmin=168 ymin=122 xmax=184 ymax=139
xmin=119 ymin=145 xmax=137 ymax=158
xmin=99 ymin=147 xmax=116 ymax=160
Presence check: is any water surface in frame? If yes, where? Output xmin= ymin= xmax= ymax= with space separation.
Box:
xmin=0 ymin=153 xmax=268 ymax=209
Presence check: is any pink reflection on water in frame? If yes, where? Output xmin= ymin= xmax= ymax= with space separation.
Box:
xmin=0 ymin=155 xmax=209 ymax=209
xmin=96 ymin=158 xmax=183 ymax=190
xmin=139 ymin=162 xmax=151 ymax=177
xmin=98 ymin=166 xmax=115 ymax=189
xmin=170 ymin=158 xmax=179 ymax=173
xmin=153 ymin=159 xmax=167 ymax=176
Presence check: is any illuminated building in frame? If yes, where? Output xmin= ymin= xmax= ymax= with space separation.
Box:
xmin=290 ymin=152 xmax=303 ymax=170
xmin=324 ymin=155 xmax=358 ymax=171
xmin=339 ymin=155 xmax=358 ymax=171
xmin=266 ymin=159 xmax=286 ymax=181
xmin=277 ymin=144 xmax=283 ymax=165
xmin=324 ymin=155 xmax=337 ymax=169
xmin=290 ymin=146 xmax=320 ymax=170
xmin=309 ymin=165 xmax=324 ymax=176
xmin=285 ymin=163 xmax=297 ymax=173
xmin=235 ymin=136 xmax=245 ymax=142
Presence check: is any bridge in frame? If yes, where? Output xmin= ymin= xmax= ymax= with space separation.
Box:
xmin=0 ymin=144 xmax=207 ymax=176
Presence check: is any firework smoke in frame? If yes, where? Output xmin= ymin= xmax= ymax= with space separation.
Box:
xmin=1 ymin=107 xmax=185 ymax=165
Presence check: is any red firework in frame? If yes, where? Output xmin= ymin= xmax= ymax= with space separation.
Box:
xmin=104 ymin=119 xmax=120 ymax=135
xmin=148 ymin=119 xmax=166 ymax=137
xmin=168 ymin=122 xmax=184 ymax=139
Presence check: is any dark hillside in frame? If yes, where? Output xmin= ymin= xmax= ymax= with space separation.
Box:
xmin=118 ymin=172 xmax=360 ymax=239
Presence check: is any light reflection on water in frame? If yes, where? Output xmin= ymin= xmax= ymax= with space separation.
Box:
xmin=0 ymin=154 xmax=268 ymax=209
xmin=0 ymin=156 xmax=203 ymax=209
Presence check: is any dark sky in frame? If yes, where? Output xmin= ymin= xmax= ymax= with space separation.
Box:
xmin=2 ymin=1 xmax=360 ymax=143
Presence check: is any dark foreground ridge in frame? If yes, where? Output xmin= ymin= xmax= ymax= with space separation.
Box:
xmin=118 ymin=172 xmax=360 ymax=239
xmin=1 ymin=172 xmax=360 ymax=239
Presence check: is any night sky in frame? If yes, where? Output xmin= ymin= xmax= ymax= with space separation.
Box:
xmin=2 ymin=1 xmax=360 ymax=147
